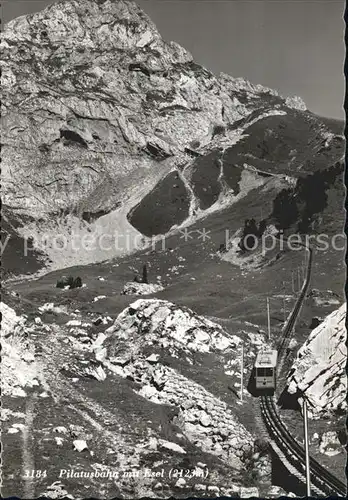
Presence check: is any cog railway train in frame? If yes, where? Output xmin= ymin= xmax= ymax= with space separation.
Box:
xmin=254 ymin=349 xmax=278 ymax=391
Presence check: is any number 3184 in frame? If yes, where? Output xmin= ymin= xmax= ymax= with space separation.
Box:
xmin=24 ymin=470 xmax=47 ymax=478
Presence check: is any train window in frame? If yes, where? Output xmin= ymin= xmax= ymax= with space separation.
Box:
xmin=257 ymin=368 xmax=273 ymax=377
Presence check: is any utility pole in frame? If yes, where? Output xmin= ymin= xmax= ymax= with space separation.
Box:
xmin=267 ymin=297 xmax=271 ymax=341
xmin=240 ymin=342 xmax=244 ymax=403
xmin=283 ymin=297 xmax=286 ymax=323
xmin=303 ymin=398 xmax=311 ymax=496
xmin=283 ymin=283 xmax=286 ymax=323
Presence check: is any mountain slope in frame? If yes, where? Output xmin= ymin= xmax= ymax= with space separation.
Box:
xmin=1 ymin=297 xmax=273 ymax=498
xmin=3 ymin=0 xmax=339 ymax=275
xmin=1 ymin=1 xmax=346 ymax=497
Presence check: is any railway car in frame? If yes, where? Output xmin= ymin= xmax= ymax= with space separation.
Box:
xmin=255 ymin=349 xmax=278 ymax=391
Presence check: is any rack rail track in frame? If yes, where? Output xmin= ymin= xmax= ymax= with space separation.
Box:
xmin=260 ymin=245 xmax=346 ymax=496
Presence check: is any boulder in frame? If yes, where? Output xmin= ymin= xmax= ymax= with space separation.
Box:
xmin=56 ymin=276 xmax=83 ymax=289
xmin=56 ymin=276 xmax=74 ymax=289
xmin=146 ymin=353 xmax=160 ymax=364
xmin=175 ymin=478 xmax=186 ymax=488
xmin=200 ymin=413 xmax=212 ymax=427
xmin=207 ymin=485 xmax=220 ymax=494
xmin=240 ymin=486 xmax=259 ymax=498
xmin=122 ymin=282 xmax=164 ymax=296
xmin=88 ymin=365 xmax=107 ymax=382
xmin=319 ymin=431 xmax=342 ymax=456
xmin=148 ymin=437 xmax=158 ymax=451
xmin=194 ymin=484 xmax=207 ymax=492
xmin=73 ymin=439 xmax=88 ymax=452
xmin=158 ymin=440 xmax=186 ymax=454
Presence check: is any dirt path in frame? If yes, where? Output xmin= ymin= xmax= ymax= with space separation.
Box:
xmin=22 ymin=394 xmax=37 ymax=499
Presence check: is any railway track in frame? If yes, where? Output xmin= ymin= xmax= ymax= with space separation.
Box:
xmin=260 ymin=245 xmax=346 ymax=497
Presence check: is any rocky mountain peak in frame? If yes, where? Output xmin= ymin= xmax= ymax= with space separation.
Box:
xmin=2 ymin=0 xmax=192 ymax=89
xmin=4 ymin=0 xmax=157 ymax=43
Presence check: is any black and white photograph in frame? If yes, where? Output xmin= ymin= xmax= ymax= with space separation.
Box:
xmin=1 ymin=0 xmax=346 ymax=498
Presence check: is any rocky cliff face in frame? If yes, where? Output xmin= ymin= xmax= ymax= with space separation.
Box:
xmin=2 ymin=0 xmax=326 ymax=274
xmin=286 ymin=303 xmax=347 ymax=417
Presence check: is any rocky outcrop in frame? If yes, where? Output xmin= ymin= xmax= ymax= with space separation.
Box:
xmin=1 ymin=302 xmax=48 ymax=397
xmin=2 ymin=0 xmax=319 ymax=272
xmin=90 ymin=298 xmax=253 ymax=468
xmin=0 ymin=302 xmax=27 ymax=339
xmin=100 ymin=298 xmax=241 ymax=358
xmin=136 ymin=363 xmax=253 ymax=469
xmin=307 ymin=288 xmax=341 ymax=308
xmin=0 ymin=0 xmax=230 ymax=210
xmin=286 ymin=303 xmax=346 ymax=416
xmin=285 ymin=96 xmax=307 ymax=111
